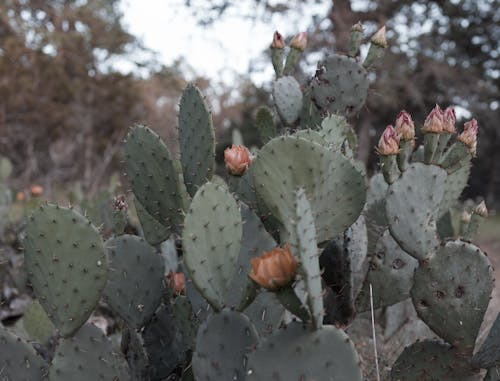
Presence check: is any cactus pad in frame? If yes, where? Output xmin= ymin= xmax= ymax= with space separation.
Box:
xmin=273 ymin=76 xmax=303 ymax=125
xmin=244 ymin=292 xmax=284 ymax=338
xmin=317 ymin=113 xmax=351 ymax=151
xmin=0 ymin=326 xmax=47 ymax=380
xmin=23 ymin=300 xmax=55 ymax=343
xmin=121 ymin=327 xmax=150 ymax=381
xmin=255 ymin=106 xmax=276 ymax=143
xmin=253 ymin=136 xmax=366 ymax=244
xmin=411 ymin=240 xmax=494 ymax=353
xmin=49 ymin=324 xmax=130 ymax=381
xmin=182 ymin=182 xmax=242 ymax=310
xmin=311 ymin=54 xmax=369 ymax=115
xmin=289 ymin=189 xmax=323 ymax=328
xmin=135 ymin=198 xmax=168 ymax=245
xmin=391 ymin=339 xmax=479 ymax=381
xmin=124 ymin=125 xmax=185 ymax=236
xmin=437 ymin=161 xmax=470 ymax=219
xmin=103 ymin=235 xmax=165 ymax=329
xmin=24 ymin=204 xmax=108 ymax=337
xmin=386 ymin=163 xmax=447 ymax=260
xmin=246 ymin=322 xmax=362 ymax=381
xmin=178 ymin=83 xmax=215 ymax=196
xmin=472 ymin=312 xmax=500 ymax=369
xmin=193 ymin=309 xmax=259 ymax=381
xmin=356 ymin=230 xmax=418 ymax=311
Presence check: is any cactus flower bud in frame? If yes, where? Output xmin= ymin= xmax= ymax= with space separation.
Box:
xmin=271 ymin=31 xmax=285 ymax=49
xmin=458 ymin=119 xmax=478 ymax=154
xmin=460 ymin=210 xmax=471 ymax=224
xmin=422 ymin=105 xmax=444 ymax=133
xmin=224 ymin=144 xmax=253 ymax=176
xmin=16 ymin=191 xmax=25 ymax=202
xmin=395 ymin=110 xmax=415 ymax=141
xmin=30 ymin=185 xmax=43 ymax=197
xmin=351 ymin=21 xmax=364 ymax=33
xmin=377 ymin=125 xmax=400 ymax=155
xmin=112 ymin=194 xmax=128 ymax=211
xmin=290 ymin=32 xmax=307 ymax=51
xmin=371 ymin=26 xmax=387 ymax=48
xmin=442 ymin=107 xmax=456 ymax=133
xmin=249 ymin=244 xmax=298 ymax=291
xmin=166 ymin=272 xmax=186 ymax=295
xmin=474 ymin=201 xmax=488 ymax=218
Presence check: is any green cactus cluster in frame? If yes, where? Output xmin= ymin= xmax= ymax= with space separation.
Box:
xmin=0 ymin=22 xmax=496 ymax=381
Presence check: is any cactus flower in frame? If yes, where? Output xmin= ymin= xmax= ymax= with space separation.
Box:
xmin=30 ymin=185 xmax=43 ymax=197
xmin=474 ymin=201 xmax=488 ymax=218
xmin=16 ymin=191 xmax=25 ymax=202
xmin=443 ymin=106 xmax=456 ymax=133
xmin=166 ymin=272 xmax=186 ymax=295
xmin=395 ymin=110 xmax=415 ymax=141
xmin=377 ymin=125 xmax=400 ymax=155
xmin=371 ymin=26 xmax=387 ymax=48
xmin=249 ymin=244 xmax=298 ymax=291
xmin=224 ymin=144 xmax=253 ymax=176
xmin=422 ymin=105 xmax=444 ymax=133
xmin=458 ymin=119 xmax=478 ymax=154
xmin=271 ymin=31 xmax=285 ymax=49
xmin=290 ymin=32 xmax=307 ymax=51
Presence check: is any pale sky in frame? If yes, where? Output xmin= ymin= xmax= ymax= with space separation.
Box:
xmin=119 ymin=0 xmax=331 ymax=85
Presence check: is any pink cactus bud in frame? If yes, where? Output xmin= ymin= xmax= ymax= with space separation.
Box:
xmin=458 ymin=119 xmax=478 ymax=154
xmin=371 ymin=26 xmax=387 ymax=48
xmin=290 ymin=32 xmax=307 ymax=51
xmin=422 ymin=104 xmax=444 ymax=133
xmin=271 ymin=31 xmax=285 ymax=49
xmin=442 ymin=106 xmax=456 ymax=133
xmin=224 ymin=145 xmax=253 ymax=176
xmin=395 ymin=110 xmax=415 ymax=141
xmin=474 ymin=201 xmax=488 ymax=218
xmin=377 ymin=125 xmax=400 ymax=155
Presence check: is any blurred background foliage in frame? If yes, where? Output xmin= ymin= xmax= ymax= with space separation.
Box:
xmin=0 ymin=0 xmax=498 ymax=207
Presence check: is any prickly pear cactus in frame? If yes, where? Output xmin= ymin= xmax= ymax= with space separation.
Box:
xmin=272 ymin=75 xmax=303 ymax=125
xmin=22 ymin=300 xmax=55 ymax=343
xmin=472 ymin=313 xmax=500 ymax=369
xmin=23 ymin=204 xmax=108 ymax=337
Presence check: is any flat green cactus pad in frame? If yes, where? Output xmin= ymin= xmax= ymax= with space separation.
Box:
xmin=24 ymin=204 xmax=108 ymax=337
xmin=0 ymin=326 xmax=47 ymax=380
xmin=49 ymin=324 xmax=130 ymax=381
xmin=472 ymin=312 xmax=500 ymax=369
xmin=253 ymin=136 xmax=366 ymax=245
xmin=437 ymin=161 xmax=470 ymax=219
xmin=246 ymin=322 xmax=362 ymax=381
xmin=23 ymin=300 xmax=55 ymax=343
xmin=311 ymin=54 xmax=369 ymax=115
xmin=124 ymin=125 xmax=185 ymax=236
xmin=103 ymin=235 xmax=165 ymax=329
xmin=178 ymin=83 xmax=215 ymax=196
xmin=182 ymin=182 xmax=242 ymax=310
xmin=193 ymin=310 xmax=259 ymax=381
xmin=273 ymin=76 xmax=303 ymax=125
xmin=135 ymin=198 xmax=169 ymax=245
xmin=411 ymin=239 xmax=494 ymax=353
xmin=386 ymin=163 xmax=447 ymax=261
xmin=255 ymin=106 xmax=276 ymax=143
xmin=356 ymin=230 xmax=418 ymax=311
xmin=391 ymin=340 xmax=479 ymax=381
xmin=244 ymin=291 xmax=284 ymax=338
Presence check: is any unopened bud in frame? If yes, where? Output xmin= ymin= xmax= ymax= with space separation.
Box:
xmin=422 ymin=104 xmax=444 ymax=133
xmin=113 ymin=194 xmax=128 ymax=211
xmin=371 ymin=26 xmax=387 ymax=48
xmin=395 ymin=110 xmax=415 ymax=141
xmin=271 ymin=31 xmax=285 ymax=49
xmin=30 ymin=185 xmax=43 ymax=197
xmin=458 ymin=119 xmax=478 ymax=154
xmin=351 ymin=21 xmax=364 ymax=33
xmin=290 ymin=32 xmax=307 ymax=51
xmin=474 ymin=201 xmax=488 ymax=218
xmin=460 ymin=210 xmax=471 ymax=224
xmin=224 ymin=145 xmax=253 ymax=176
xmin=377 ymin=125 xmax=400 ymax=155
xmin=442 ymin=107 xmax=456 ymax=133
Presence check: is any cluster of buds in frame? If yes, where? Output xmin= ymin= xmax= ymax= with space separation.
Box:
xmin=250 ymin=244 xmax=298 ymax=291
xmin=112 ymin=194 xmax=128 ymax=211
xmin=224 ymin=145 xmax=253 ymax=176
xmin=422 ymin=105 xmax=457 ymax=134
xmin=395 ymin=110 xmax=415 ymax=141
xmin=458 ymin=119 xmax=478 ymax=154
xmin=377 ymin=125 xmax=400 ymax=155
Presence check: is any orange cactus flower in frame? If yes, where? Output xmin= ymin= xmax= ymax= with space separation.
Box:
xmin=16 ymin=191 xmax=25 ymax=202
xmin=224 ymin=144 xmax=253 ymax=176
xmin=166 ymin=272 xmax=186 ymax=295
xmin=249 ymin=244 xmax=298 ymax=291
xmin=30 ymin=185 xmax=43 ymax=197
